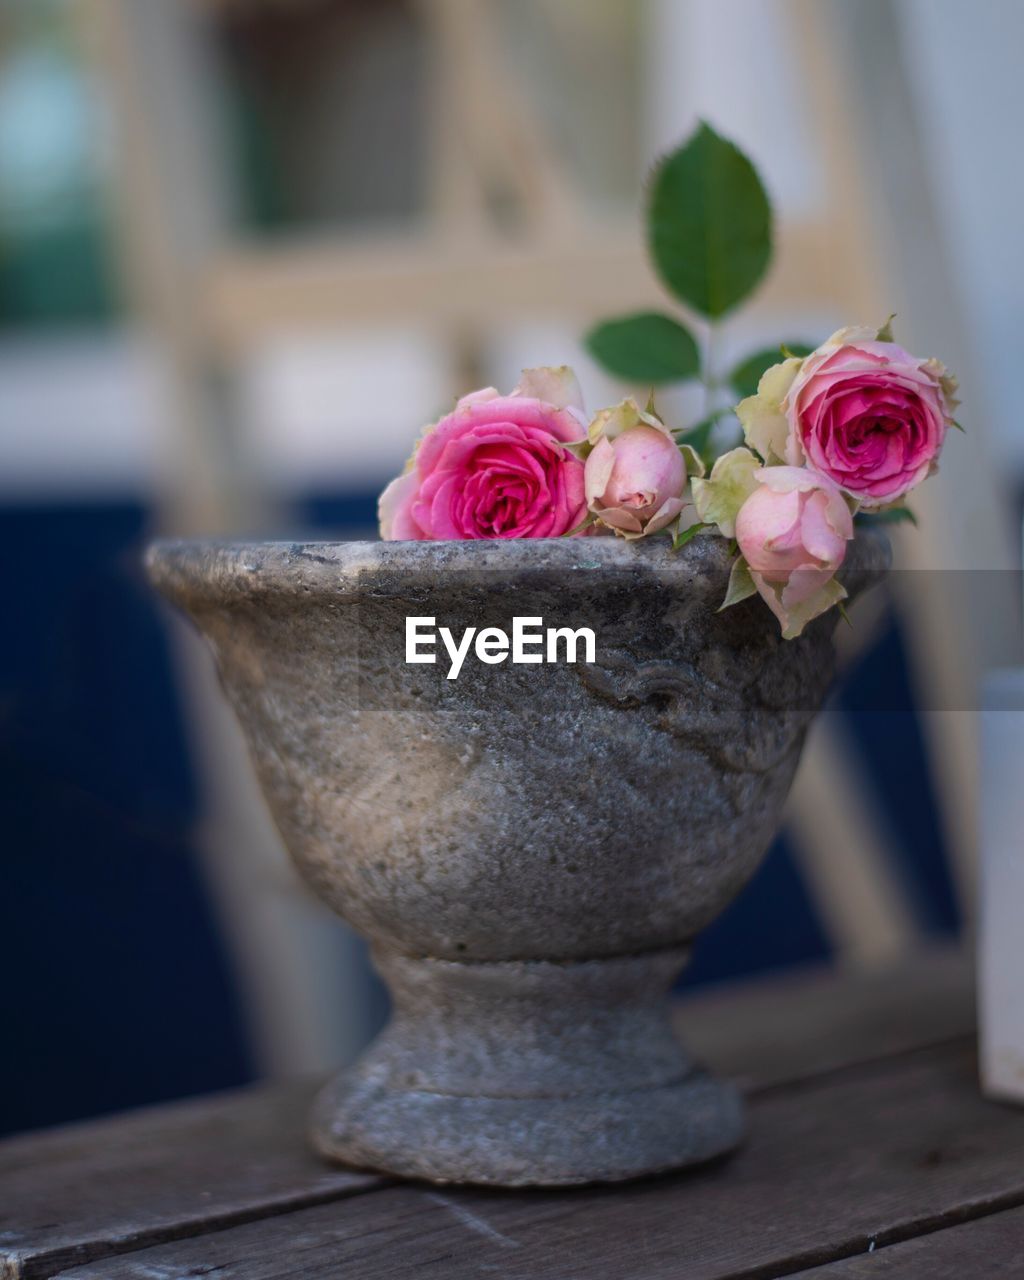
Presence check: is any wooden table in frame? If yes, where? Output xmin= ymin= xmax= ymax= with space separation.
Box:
xmin=4 ymin=949 xmax=1019 ymax=1279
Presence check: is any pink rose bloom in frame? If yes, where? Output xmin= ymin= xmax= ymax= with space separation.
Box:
xmin=736 ymin=466 xmax=854 ymax=637
xmin=379 ymin=368 xmax=587 ymax=540
xmin=584 ymin=404 xmax=687 ymax=539
xmin=785 ymin=330 xmax=956 ymax=508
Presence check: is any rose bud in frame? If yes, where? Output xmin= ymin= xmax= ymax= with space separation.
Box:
xmin=584 ymin=402 xmax=688 ymax=539
xmin=735 ymin=466 xmax=854 ymax=638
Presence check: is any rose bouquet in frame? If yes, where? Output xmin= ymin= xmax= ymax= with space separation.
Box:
xmin=380 ymin=124 xmax=959 ymax=639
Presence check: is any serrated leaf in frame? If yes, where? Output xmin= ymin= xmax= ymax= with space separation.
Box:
xmin=718 ymin=556 xmax=758 ymax=611
xmin=585 ymin=312 xmax=701 ymax=384
xmin=729 ymin=343 xmax=814 ymax=398
xmin=647 ymin=121 xmax=773 ymax=319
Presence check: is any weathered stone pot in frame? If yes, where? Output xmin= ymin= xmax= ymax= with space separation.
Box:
xmin=147 ymin=533 xmax=886 ymax=1187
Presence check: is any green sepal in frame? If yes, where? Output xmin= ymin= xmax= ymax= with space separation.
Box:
xmin=718 ymin=556 xmax=758 ymax=611
xmin=672 ymin=521 xmax=713 ymax=551
xmin=876 ymin=314 xmax=897 ymax=342
xmin=560 ymin=512 xmax=598 ymax=537
xmin=679 ymin=442 xmax=706 ymax=479
xmin=562 ymin=438 xmax=593 ymax=462
xmin=691 ymin=446 xmax=761 ymax=538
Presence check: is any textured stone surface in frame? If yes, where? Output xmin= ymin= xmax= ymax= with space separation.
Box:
xmin=147 ymin=533 xmax=887 ymax=1186
xmin=311 ymin=948 xmax=744 ymax=1186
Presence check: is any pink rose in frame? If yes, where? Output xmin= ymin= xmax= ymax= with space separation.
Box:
xmin=584 ymin=403 xmax=688 ymax=539
xmin=736 ymin=466 xmax=854 ymax=638
xmin=379 ymin=368 xmax=587 ymax=540
xmin=785 ymin=330 xmax=956 ymax=508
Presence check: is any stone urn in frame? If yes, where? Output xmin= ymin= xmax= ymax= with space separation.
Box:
xmin=147 ymin=533 xmax=885 ymax=1187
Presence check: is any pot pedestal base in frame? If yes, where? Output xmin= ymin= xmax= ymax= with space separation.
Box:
xmin=309 ymin=948 xmax=744 ymax=1187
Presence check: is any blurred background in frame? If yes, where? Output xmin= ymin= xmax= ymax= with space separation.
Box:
xmin=2 ymin=0 xmax=1022 ymax=1137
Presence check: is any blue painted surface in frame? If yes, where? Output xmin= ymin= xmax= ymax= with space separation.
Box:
xmin=836 ymin=617 xmax=960 ymax=937
xmin=0 ymin=502 xmax=255 ymax=1137
xmin=299 ymin=488 xmax=380 ymax=535
xmin=682 ymin=831 xmax=833 ymax=988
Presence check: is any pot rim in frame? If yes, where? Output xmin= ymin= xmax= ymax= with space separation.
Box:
xmin=146 ymin=529 xmax=889 ymax=610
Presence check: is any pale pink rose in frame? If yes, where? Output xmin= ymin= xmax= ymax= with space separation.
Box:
xmin=585 ymin=424 xmax=687 ymax=539
xmin=785 ymin=333 xmax=956 ymax=508
xmin=736 ymin=467 xmax=854 ymax=637
xmin=378 ymin=368 xmax=587 ymax=540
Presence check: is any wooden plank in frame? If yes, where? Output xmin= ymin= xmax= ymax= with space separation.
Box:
xmin=790 ymin=1205 xmax=1024 ymax=1276
xmin=52 ymin=1041 xmax=1024 ymax=1280
xmin=0 ymin=1084 xmax=383 ymax=1280
xmin=0 ymin=952 xmax=974 ymax=1279
xmin=678 ymin=947 xmax=974 ymax=1091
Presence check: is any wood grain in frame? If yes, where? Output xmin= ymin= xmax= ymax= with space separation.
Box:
xmin=678 ymin=946 xmax=974 ymax=1091
xmin=790 ymin=1205 xmax=1024 ymax=1276
xmin=0 ymin=1083 xmax=383 ymax=1280
xmin=52 ymin=1041 xmax=1024 ymax=1280
xmin=1 ymin=952 xmax=978 ymax=1279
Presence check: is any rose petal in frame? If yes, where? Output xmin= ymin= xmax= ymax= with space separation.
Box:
xmin=378 ymin=470 xmax=423 ymax=540
xmin=595 ymin=507 xmax=645 ymax=534
xmin=514 ymin=366 xmax=586 ymax=413
xmin=584 ymin=436 xmax=616 ymax=506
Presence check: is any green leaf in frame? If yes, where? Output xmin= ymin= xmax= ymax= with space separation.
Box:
xmin=674 ymin=407 xmax=734 ymax=468
xmin=672 ymin=521 xmax=713 ymax=551
xmin=856 ymin=507 xmax=918 ymax=527
xmin=876 ymin=314 xmax=896 ymax=342
xmin=647 ymin=121 xmax=773 ymax=318
xmin=560 ymin=512 xmax=597 ymax=537
xmin=728 ymin=343 xmax=814 ymax=398
xmin=951 ymin=419 xmax=966 ymax=433
xmin=718 ymin=556 xmax=758 ymax=611
xmin=675 ymin=416 xmax=715 ymax=463
xmin=585 ymin=312 xmax=701 ymax=384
